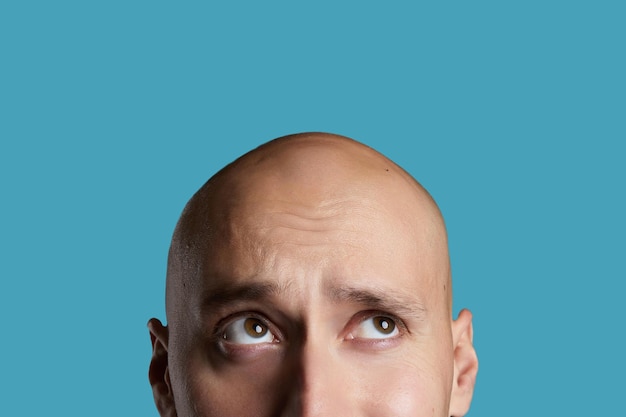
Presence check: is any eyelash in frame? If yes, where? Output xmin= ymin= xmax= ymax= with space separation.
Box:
xmin=345 ymin=311 xmax=408 ymax=343
xmin=215 ymin=312 xmax=280 ymax=339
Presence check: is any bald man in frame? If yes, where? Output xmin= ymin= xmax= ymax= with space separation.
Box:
xmin=148 ymin=133 xmax=478 ymax=417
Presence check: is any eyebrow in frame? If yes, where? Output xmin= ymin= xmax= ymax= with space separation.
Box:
xmin=200 ymin=281 xmax=284 ymax=313
xmin=200 ymin=280 xmax=426 ymax=322
xmin=328 ymin=286 xmax=427 ymax=321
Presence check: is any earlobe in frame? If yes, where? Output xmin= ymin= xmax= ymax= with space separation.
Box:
xmin=448 ymin=309 xmax=478 ymax=417
xmin=148 ymin=318 xmax=177 ymax=417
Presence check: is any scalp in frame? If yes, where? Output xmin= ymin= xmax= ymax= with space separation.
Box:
xmin=165 ymin=132 xmax=451 ymax=325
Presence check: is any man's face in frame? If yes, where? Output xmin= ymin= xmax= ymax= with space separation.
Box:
xmin=149 ymin=135 xmax=477 ymax=417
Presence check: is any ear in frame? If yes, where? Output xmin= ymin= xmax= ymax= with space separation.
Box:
xmin=148 ymin=318 xmax=177 ymax=417
xmin=448 ymin=309 xmax=478 ymax=417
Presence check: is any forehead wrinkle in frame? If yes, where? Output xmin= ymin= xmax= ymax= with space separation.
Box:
xmin=238 ymin=200 xmax=376 ymax=255
xmin=244 ymin=195 xmax=365 ymax=225
xmin=253 ymin=192 xmax=390 ymax=232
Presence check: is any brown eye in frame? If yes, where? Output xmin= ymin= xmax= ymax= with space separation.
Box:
xmin=350 ymin=315 xmax=400 ymax=339
xmin=244 ymin=318 xmax=268 ymax=338
xmin=223 ymin=317 xmax=275 ymax=344
xmin=373 ymin=316 xmax=396 ymax=334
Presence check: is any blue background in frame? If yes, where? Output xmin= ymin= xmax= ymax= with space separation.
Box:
xmin=1 ymin=2 xmax=624 ymax=415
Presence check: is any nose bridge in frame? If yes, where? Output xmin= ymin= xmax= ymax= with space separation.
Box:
xmin=280 ymin=335 xmax=352 ymax=417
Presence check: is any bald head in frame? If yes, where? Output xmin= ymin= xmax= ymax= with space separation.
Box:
xmin=166 ymin=132 xmax=451 ymax=323
xmin=150 ymin=132 xmax=477 ymax=417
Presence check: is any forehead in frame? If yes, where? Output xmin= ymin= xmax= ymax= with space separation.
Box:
xmin=194 ymin=184 xmax=446 ymax=316
xmin=170 ymin=136 xmax=450 ymax=320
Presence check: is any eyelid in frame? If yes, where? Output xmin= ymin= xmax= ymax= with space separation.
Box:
xmin=345 ymin=310 xmax=408 ymax=340
xmin=214 ymin=311 xmax=283 ymax=344
xmin=212 ymin=309 xmax=409 ymax=348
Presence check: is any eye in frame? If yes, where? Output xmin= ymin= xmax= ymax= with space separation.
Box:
xmin=222 ymin=317 xmax=277 ymax=345
xmin=349 ymin=315 xmax=400 ymax=339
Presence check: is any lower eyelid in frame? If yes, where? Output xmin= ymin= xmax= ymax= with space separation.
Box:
xmin=216 ymin=338 xmax=283 ymax=361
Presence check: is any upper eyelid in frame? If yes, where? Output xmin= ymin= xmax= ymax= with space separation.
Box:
xmin=213 ymin=311 xmax=282 ymax=340
xmin=350 ymin=310 xmax=409 ymax=333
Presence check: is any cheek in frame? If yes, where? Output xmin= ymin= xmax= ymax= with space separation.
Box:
xmin=178 ymin=348 xmax=287 ymax=417
xmin=357 ymin=363 xmax=450 ymax=417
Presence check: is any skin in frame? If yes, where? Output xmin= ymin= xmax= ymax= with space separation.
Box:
xmin=148 ymin=133 xmax=478 ymax=417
